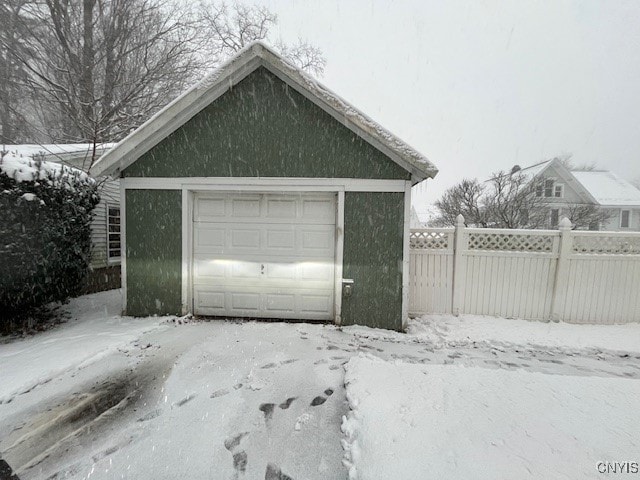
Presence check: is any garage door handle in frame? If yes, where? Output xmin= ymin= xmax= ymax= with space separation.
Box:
xmin=261 ymin=263 xmax=265 ymax=274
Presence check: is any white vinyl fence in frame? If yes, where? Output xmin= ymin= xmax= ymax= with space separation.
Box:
xmin=409 ymin=216 xmax=640 ymax=324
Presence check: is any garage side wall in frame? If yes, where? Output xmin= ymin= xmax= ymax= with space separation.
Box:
xmin=126 ymin=189 xmax=182 ymax=316
xmin=341 ymin=191 xmax=405 ymax=331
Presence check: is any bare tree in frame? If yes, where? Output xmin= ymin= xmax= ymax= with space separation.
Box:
xmin=8 ymin=0 xmax=205 ymax=164
xmin=557 ymin=154 xmax=598 ymax=172
xmin=434 ymin=170 xmax=609 ymax=230
xmin=562 ymin=204 xmax=613 ymax=230
xmin=276 ymin=39 xmax=326 ymax=77
xmin=0 ymin=0 xmax=34 ymax=143
xmin=484 ymin=171 xmax=548 ymax=229
xmin=197 ymin=2 xmax=326 ymax=76
xmin=433 ymin=179 xmax=487 ymax=227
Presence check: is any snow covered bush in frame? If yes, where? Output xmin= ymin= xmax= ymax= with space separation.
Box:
xmin=0 ymin=152 xmax=99 ymax=331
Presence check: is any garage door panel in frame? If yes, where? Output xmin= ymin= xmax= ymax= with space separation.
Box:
xmin=266 ymin=262 xmax=297 ymax=280
xmin=266 ymin=198 xmax=297 ymax=218
xmin=266 ymin=228 xmax=296 ymax=250
xmin=194 ymin=290 xmax=225 ymax=311
xmin=300 ymin=262 xmax=333 ymax=281
xmin=194 ymin=224 xmax=334 ymax=257
xmin=195 ymin=227 xmax=225 ymax=250
xmin=302 ymin=198 xmax=334 ymax=221
xmin=194 ymin=198 xmax=226 ymax=221
xmin=300 ymin=228 xmax=334 ymax=254
xmin=194 ymin=286 xmax=334 ymax=319
xmin=300 ymin=294 xmax=333 ymax=314
xmin=230 ymin=228 xmax=261 ymax=248
xmin=193 ymin=192 xmax=336 ymax=320
xmin=265 ymin=293 xmax=296 ymax=312
xmin=231 ymin=197 xmax=261 ymax=217
xmin=231 ymin=292 xmax=260 ymax=310
xmin=193 ymin=258 xmax=226 ymax=278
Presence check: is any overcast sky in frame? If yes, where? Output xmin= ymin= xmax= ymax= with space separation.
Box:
xmin=252 ymin=0 xmax=640 ymax=213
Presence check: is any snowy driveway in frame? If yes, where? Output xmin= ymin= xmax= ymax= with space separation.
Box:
xmin=1 ymin=290 xmax=639 ymax=479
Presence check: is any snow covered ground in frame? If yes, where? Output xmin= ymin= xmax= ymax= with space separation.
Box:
xmin=1 ymin=291 xmax=639 ymax=479
xmin=342 ymin=355 xmax=640 ymax=480
xmin=0 ymin=291 xmax=167 ymax=405
xmin=407 ymin=313 xmax=640 ymax=354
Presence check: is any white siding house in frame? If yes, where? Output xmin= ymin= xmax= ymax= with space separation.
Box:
xmin=2 ymin=144 xmax=120 ymax=291
xmin=517 ymin=158 xmax=640 ymax=231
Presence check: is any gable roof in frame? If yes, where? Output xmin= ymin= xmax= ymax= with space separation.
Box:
xmin=510 ymin=157 xmax=640 ymax=207
xmin=571 ymin=171 xmax=640 ymax=207
xmin=90 ymin=42 xmax=438 ymax=183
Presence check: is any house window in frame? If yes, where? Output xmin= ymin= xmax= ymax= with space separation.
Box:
xmin=620 ymin=210 xmax=630 ymax=228
xmin=550 ymin=209 xmax=559 ymax=228
xmin=544 ymin=179 xmax=554 ymax=197
xmin=554 ymin=184 xmax=564 ymax=198
xmin=107 ymin=205 xmax=121 ymax=260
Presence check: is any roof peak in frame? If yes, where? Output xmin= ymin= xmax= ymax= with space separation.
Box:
xmin=91 ymin=42 xmax=437 ymax=182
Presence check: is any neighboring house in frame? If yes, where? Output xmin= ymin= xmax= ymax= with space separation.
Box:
xmin=91 ymin=42 xmax=438 ymax=331
xmin=2 ymin=144 xmax=120 ymax=292
xmin=410 ymin=206 xmax=424 ymax=228
xmin=517 ymin=158 xmax=640 ymax=231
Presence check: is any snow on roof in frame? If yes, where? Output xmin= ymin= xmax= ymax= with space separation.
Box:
xmin=92 ymin=42 xmax=438 ymax=181
xmin=517 ymin=160 xmax=551 ymax=180
xmin=571 ymin=171 xmax=640 ymax=206
xmin=3 ymin=144 xmax=98 ymax=159
xmin=1 ymin=148 xmax=94 ymax=188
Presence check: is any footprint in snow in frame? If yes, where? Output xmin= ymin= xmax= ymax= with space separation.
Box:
xmin=174 ymin=394 xmax=196 ymax=407
xmin=210 ymin=388 xmax=229 ymax=399
xmin=137 ymin=409 xmax=162 ymax=422
xmin=310 ymin=389 xmax=334 ymax=407
xmin=259 ymin=403 xmax=275 ymax=422
xmin=260 ymin=396 xmax=297 ymax=422
xmin=278 ymin=397 xmax=296 ymax=410
xmin=224 ymin=432 xmax=249 ymax=477
xmin=265 ymin=463 xmax=294 ymax=480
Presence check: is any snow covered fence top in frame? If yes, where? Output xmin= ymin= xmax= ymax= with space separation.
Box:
xmin=1 ymin=150 xmax=94 ymax=189
xmin=92 ymin=41 xmax=438 ymax=182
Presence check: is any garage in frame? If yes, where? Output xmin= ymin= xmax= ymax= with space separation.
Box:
xmin=192 ymin=192 xmax=336 ymax=320
xmin=91 ymin=42 xmax=438 ymax=330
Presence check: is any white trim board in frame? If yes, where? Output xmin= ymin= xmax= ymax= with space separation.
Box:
xmin=119 ymin=182 xmax=127 ymax=314
xmin=121 ymin=177 xmax=408 ymax=192
xmin=335 ymin=190 xmax=345 ymax=325
xmin=91 ymin=42 xmax=437 ymax=182
xmin=401 ymin=180 xmax=411 ymax=330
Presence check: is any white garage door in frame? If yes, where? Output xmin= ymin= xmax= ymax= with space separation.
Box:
xmin=192 ymin=192 xmax=336 ymax=320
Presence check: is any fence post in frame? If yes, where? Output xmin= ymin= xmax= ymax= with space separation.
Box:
xmin=451 ymin=214 xmax=466 ymax=316
xmin=550 ymin=217 xmax=573 ymax=322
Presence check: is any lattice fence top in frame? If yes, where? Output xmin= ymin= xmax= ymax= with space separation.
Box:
xmin=410 ymin=230 xmax=451 ymax=250
xmin=572 ymin=235 xmax=640 ymax=255
xmin=467 ymin=232 xmax=555 ymax=252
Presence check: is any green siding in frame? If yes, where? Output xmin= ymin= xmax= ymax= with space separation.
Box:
xmin=123 ymin=67 xmax=409 ymax=181
xmin=126 ymin=190 xmax=182 ymax=316
xmin=341 ymin=192 xmax=405 ymax=331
